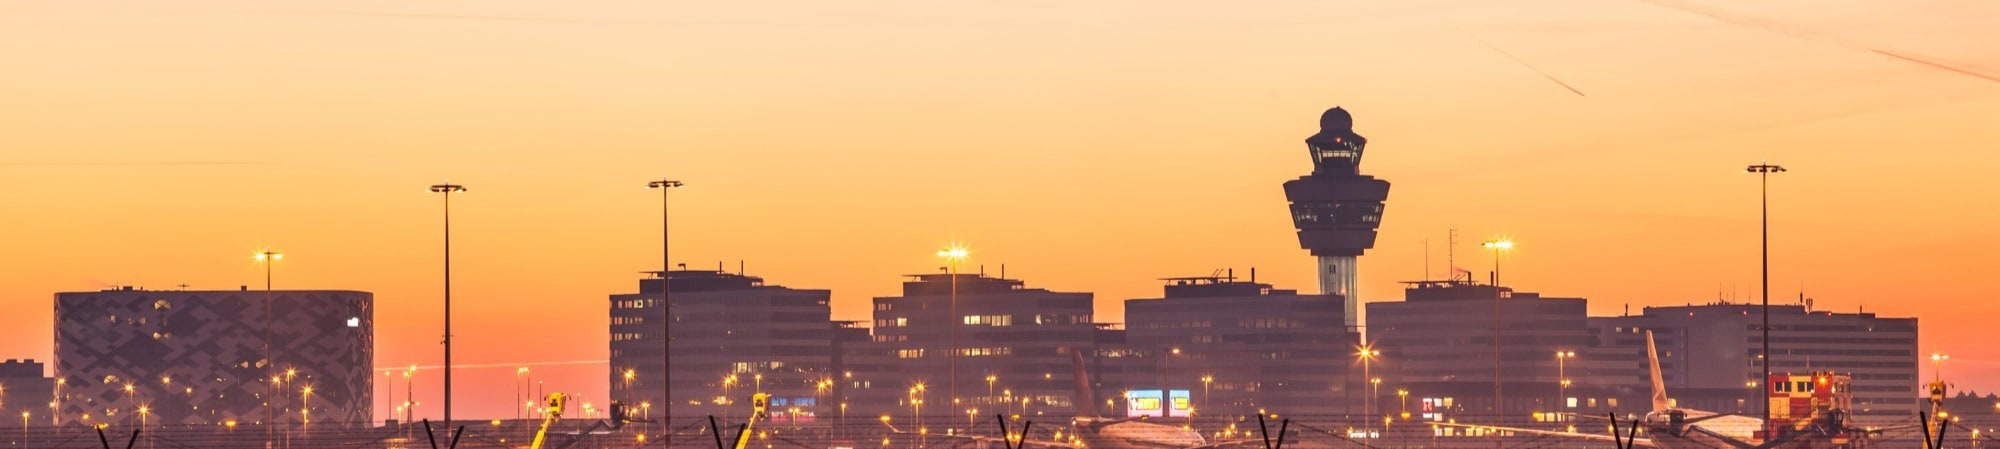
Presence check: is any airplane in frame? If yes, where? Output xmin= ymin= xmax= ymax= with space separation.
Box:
xmin=882 ymin=349 xmax=1274 ymax=449
xmin=1433 ymin=330 xmax=1882 ymax=449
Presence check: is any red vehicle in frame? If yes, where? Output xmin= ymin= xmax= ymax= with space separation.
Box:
xmin=1760 ymin=372 xmax=1865 ymax=447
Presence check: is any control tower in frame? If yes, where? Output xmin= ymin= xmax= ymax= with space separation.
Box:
xmin=1282 ymin=107 xmax=1390 ymax=329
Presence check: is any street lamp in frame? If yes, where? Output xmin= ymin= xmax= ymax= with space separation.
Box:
xmin=986 ymin=374 xmax=998 ymax=404
xmin=1369 ymin=377 xmax=1382 ymax=419
xmin=1482 ymin=238 xmax=1512 ymax=414
xmin=1200 ymin=375 xmax=1213 ymax=412
xmin=938 ymin=244 xmax=969 ymax=409
xmin=1555 ymin=350 xmax=1576 ymax=410
xmin=647 ymin=178 xmax=684 ymax=438
xmin=1932 ymin=353 xmax=1950 ymax=382
xmin=428 ymin=182 xmax=467 ymax=430
xmin=254 ymin=248 xmax=281 ymax=442
xmin=1746 ymin=162 xmax=1784 ymax=429
xmin=1396 ymin=389 xmax=1409 ymax=415
xmin=301 ymin=385 xmax=314 ymax=433
xmin=1356 ymin=344 xmax=1380 ymax=420
xmin=516 ymin=367 xmax=529 ymax=420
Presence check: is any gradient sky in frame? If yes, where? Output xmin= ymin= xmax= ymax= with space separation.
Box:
xmin=3 ymin=0 xmax=1997 ymax=421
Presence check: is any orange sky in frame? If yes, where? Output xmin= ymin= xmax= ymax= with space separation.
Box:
xmin=3 ymin=0 xmax=1997 ymax=421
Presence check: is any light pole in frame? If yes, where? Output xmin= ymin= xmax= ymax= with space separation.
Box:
xmin=404 ymin=366 xmax=416 ymax=426
xmin=1369 ymin=377 xmax=1381 ymax=420
xmin=137 ymin=406 xmax=150 ymax=449
xmin=1396 ymin=389 xmax=1408 ymax=415
xmin=301 ymin=385 xmax=313 ymax=435
xmin=937 ymin=245 xmax=968 ymax=411
xmin=254 ymin=249 xmax=281 ymax=444
xmin=647 ymin=178 xmax=683 ymax=440
xmin=1932 ymin=353 xmax=1949 ymax=383
xmin=1555 ymin=350 xmax=1575 ymax=411
xmin=1482 ymin=239 xmax=1512 ymax=414
xmin=1746 ymin=162 xmax=1784 ymax=430
xmin=524 ymin=364 xmax=532 ymax=420
xmin=428 ymin=182 xmax=466 ymax=431
xmin=1356 ymin=345 xmax=1379 ymax=421
xmin=986 ymin=374 xmax=997 ymax=405
xmin=1200 ymin=375 xmax=1213 ymax=413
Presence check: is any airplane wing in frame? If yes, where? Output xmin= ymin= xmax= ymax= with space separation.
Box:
xmin=1430 ymin=422 xmax=1658 ymax=448
xmin=910 ymin=433 xmax=1075 ymax=449
xmin=1188 ymin=438 xmax=1276 ymax=449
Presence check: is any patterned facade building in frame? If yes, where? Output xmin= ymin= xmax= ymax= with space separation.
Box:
xmin=54 ymin=287 xmax=373 ymax=427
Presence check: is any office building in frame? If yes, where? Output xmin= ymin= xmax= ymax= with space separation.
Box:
xmin=1366 ymin=280 xmax=1640 ymax=417
xmin=609 ymin=270 xmax=836 ymax=421
xmin=54 ymin=287 xmax=372 ymax=427
xmin=1 ymin=359 xmax=55 ymax=426
xmin=1593 ymin=301 xmax=1918 ymax=425
xmin=867 ymin=273 xmax=1095 ymax=423
xmin=1121 ymin=273 xmax=1358 ymax=418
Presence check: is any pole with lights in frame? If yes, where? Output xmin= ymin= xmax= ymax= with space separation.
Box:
xmin=1746 ymin=163 xmax=1784 ymax=430
xmin=428 ymin=182 xmax=466 ymax=430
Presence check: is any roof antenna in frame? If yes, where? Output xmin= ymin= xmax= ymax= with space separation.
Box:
xmin=980 ymin=264 xmax=986 ymax=276
xmin=1251 ymin=267 xmax=1257 ymax=283
xmin=1423 ymin=239 xmax=1431 ymax=281
xmin=1000 ymin=264 xmax=1006 ymax=280
xmin=739 ymin=260 xmax=745 ymax=276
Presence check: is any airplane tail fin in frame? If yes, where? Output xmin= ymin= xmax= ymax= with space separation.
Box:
xmin=1646 ymin=330 xmax=1671 ymax=412
xmin=1071 ymin=347 xmax=1099 ymax=418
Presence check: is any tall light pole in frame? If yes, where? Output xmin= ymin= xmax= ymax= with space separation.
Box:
xmin=937 ymin=245 xmax=968 ymax=412
xmin=254 ymin=249 xmax=280 ymax=445
xmin=1356 ymin=345 xmax=1379 ymax=421
xmin=428 ymin=182 xmax=466 ymax=431
xmin=647 ymin=178 xmax=682 ymax=441
xmin=1746 ymin=163 xmax=1784 ymax=430
xmin=1554 ymin=350 xmax=1575 ymax=411
xmin=516 ymin=367 xmax=529 ymax=420
xmin=1482 ymin=239 xmax=1512 ymax=415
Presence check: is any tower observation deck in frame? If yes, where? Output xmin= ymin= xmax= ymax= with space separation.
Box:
xmin=1281 ymin=107 xmax=1390 ymax=329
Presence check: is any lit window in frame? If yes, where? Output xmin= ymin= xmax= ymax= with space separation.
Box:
xmin=347 ymin=317 xmax=361 ymax=328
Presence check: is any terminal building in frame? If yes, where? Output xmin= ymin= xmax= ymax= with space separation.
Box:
xmin=1366 ymin=280 xmax=1642 ymax=418
xmin=608 ymin=269 xmax=836 ymax=422
xmin=1592 ymin=301 xmax=1919 ymax=425
xmin=54 ymin=287 xmax=373 ymax=427
xmin=1 ymin=359 xmax=55 ymax=426
xmin=858 ymin=273 xmax=1095 ymax=425
xmin=1119 ymin=272 xmax=1357 ymax=418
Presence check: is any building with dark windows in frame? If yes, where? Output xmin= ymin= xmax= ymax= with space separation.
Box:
xmin=1366 ymin=280 xmax=1641 ymax=418
xmin=1591 ymin=302 xmax=1918 ymax=425
xmin=1284 ymin=107 xmax=1391 ymax=330
xmin=54 ymin=287 xmax=372 ymax=427
xmin=1 ymin=359 xmax=55 ymax=426
xmin=1119 ymin=272 xmax=1358 ymax=418
xmin=609 ymin=270 xmax=835 ymax=422
xmin=865 ymin=273 xmax=1095 ymax=424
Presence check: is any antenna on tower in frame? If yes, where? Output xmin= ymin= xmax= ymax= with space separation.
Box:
xmin=1423 ymin=239 xmax=1431 ymax=281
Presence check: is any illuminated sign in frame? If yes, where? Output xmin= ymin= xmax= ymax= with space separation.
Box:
xmin=1125 ymin=389 xmax=1192 ymax=417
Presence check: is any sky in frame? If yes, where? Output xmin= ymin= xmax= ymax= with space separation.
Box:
xmin=2 ymin=0 xmax=1997 ymax=421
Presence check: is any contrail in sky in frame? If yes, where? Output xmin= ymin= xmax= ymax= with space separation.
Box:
xmin=0 ymin=161 xmax=268 ymax=167
xmin=1638 ymin=0 xmax=2000 ymax=86
xmin=1471 ymin=35 xmax=1588 ymax=97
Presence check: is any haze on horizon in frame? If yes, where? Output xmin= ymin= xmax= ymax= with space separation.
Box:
xmin=3 ymin=0 xmax=1997 ymax=421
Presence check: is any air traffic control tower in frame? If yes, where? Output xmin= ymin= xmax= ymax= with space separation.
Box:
xmin=1282 ymin=107 xmax=1390 ymax=330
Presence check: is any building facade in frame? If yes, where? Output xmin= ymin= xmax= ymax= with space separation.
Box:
xmin=1119 ymin=275 xmax=1357 ymax=418
xmin=1592 ymin=302 xmax=1919 ymax=425
xmin=54 ymin=287 xmax=372 ymax=427
xmin=609 ymin=270 xmax=836 ymax=423
xmin=1 ymin=359 xmax=55 ymax=426
xmin=1366 ymin=281 xmax=1641 ymax=418
xmin=864 ymin=273 xmax=1095 ymax=426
